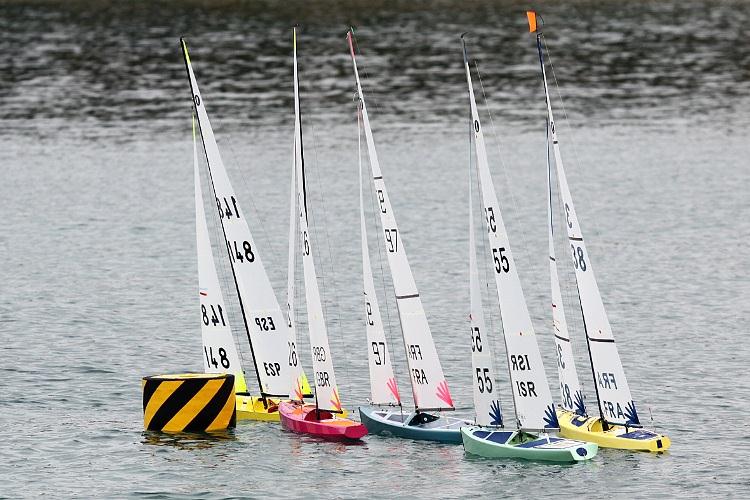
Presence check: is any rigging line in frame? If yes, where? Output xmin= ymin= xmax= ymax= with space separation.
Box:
xmin=350 ymin=30 xmax=386 ymax=128
xmin=473 ymin=60 xmax=535 ymax=294
xmin=222 ymin=133 xmax=283 ymax=276
xmin=541 ymin=35 xmax=603 ymax=246
xmin=299 ymin=69 xmax=352 ymax=399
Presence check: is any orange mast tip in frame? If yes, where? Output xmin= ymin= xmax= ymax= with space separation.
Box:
xmin=526 ymin=11 xmax=537 ymax=33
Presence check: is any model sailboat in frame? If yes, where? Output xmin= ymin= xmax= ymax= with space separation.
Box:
xmin=182 ymin=39 xmax=293 ymax=422
xmin=459 ymin=37 xmax=597 ymax=462
xmin=278 ymin=28 xmax=366 ymax=440
xmin=529 ymin=11 xmax=670 ymax=451
xmin=348 ymin=30 xmax=471 ymax=444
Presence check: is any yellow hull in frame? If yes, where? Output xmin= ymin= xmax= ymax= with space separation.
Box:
xmin=557 ymin=409 xmax=670 ymax=452
xmin=235 ymin=394 xmax=348 ymax=422
xmin=236 ymin=395 xmax=281 ymax=422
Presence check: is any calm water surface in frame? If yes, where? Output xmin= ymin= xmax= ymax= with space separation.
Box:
xmin=1 ymin=1 xmax=749 ymax=497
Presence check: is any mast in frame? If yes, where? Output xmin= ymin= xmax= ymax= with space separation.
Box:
xmin=462 ymin=37 xmax=558 ymax=431
xmin=181 ymin=39 xmax=292 ymax=400
xmin=293 ymin=27 xmax=342 ymax=413
xmin=534 ymin=27 xmax=639 ymax=428
xmin=347 ymin=29 xmax=454 ymax=412
xmin=193 ymin=112 xmax=245 ymax=391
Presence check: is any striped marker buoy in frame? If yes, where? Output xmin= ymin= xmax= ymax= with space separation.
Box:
xmin=142 ymin=373 xmax=236 ymax=432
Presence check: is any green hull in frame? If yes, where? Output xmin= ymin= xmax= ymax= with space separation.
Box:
xmin=461 ymin=426 xmax=598 ymax=463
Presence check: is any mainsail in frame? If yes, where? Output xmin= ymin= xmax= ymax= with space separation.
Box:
xmin=462 ymin=39 xmax=557 ymax=430
xmin=348 ymin=31 xmax=453 ymax=411
xmin=193 ymin=114 xmax=244 ymax=390
xmin=292 ymin=28 xmax=342 ymax=412
xmin=357 ymin=104 xmax=400 ymax=407
xmin=182 ymin=39 xmax=291 ymax=398
xmin=536 ymin=35 xmax=638 ymax=426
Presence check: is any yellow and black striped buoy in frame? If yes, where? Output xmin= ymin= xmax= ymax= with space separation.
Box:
xmin=142 ymin=373 xmax=236 ymax=432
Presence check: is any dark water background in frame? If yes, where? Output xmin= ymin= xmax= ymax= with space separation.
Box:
xmin=1 ymin=0 xmax=749 ymax=497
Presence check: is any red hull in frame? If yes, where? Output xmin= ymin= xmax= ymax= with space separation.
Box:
xmin=279 ymin=402 xmax=367 ymax=440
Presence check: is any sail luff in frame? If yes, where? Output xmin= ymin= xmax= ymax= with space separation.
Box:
xmin=293 ymin=28 xmax=342 ymax=412
xmin=347 ymin=31 xmax=453 ymax=411
xmin=194 ymin=114 xmax=245 ymax=390
xmin=537 ymin=35 xmax=638 ymax=426
xmin=462 ymin=40 xmax=557 ymax=431
xmin=358 ymin=102 xmax=400 ymax=407
xmin=181 ymin=39 xmax=292 ymax=398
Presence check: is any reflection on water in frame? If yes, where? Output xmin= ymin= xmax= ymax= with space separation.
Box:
xmin=141 ymin=429 xmax=236 ymax=449
xmin=1 ymin=0 xmax=749 ymax=138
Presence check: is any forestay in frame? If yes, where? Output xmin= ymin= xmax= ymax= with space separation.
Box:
xmin=182 ymin=40 xmax=291 ymax=398
xmin=193 ymin=115 xmax=244 ymax=388
xmin=293 ymin=29 xmax=341 ymax=412
xmin=537 ymin=36 xmax=637 ymax=426
xmin=468 ymin=171 xmax=503 ymax=426
xmin=348 ymin=31 xmax=453 ymax=411
xmin=462 ymin=40 xmax=557 ymax=430
xmin=546 ymin=126 xmax=586 ymax=416
xmin=358 ymin=105 xmax=400 ymax=407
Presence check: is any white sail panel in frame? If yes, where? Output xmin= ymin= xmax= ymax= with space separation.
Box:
xmin=348 ymin=32 xmax=453 ymax=411
xmin=546 ymin=134 xmax=586 ymax=416
xmin=468 ymin=175 xmax=503 ymax=426
xmin=293 ymin=30 xmax=341 ymax=412
xmin=182 ymin=40 xmax=291 ymax=397
xmin=285 ymin=143 xmax=311 ymax=401
xmin=358 ymin=108 xmax=400 ymax=406
xmin=538 ymin=38 xmax=637 ymax=426
xmin=194 ymin=116 xmax=244 ymax=387
xmin=463 ymin=42 xmax=557 ymax=430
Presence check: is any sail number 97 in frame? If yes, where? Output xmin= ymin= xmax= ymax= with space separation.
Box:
xmin=371 ymin=341 xmax=386 ymax=365
xmin=385 ymin=228 xmax=398 ymax=252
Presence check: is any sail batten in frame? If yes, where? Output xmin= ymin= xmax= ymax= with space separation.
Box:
xmin=537 ymin=35 xmax=637 ymax=427
xmin=348 ymin=31 xmax=453 ymax=411
xmin=293 ymin=29 xmax=342 ymax=413
xmin=182 ymin=39 xmax=291 ymax=398
xmin=462 ymin=40 xmax=557 ymax=430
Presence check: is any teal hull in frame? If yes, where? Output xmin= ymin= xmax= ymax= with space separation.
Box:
xmin=461 ymin=426 xmax=598 ymax=463
xmin=359 ymin=406 xmax=470 ymax=444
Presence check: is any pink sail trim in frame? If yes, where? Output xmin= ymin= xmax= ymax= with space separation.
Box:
xmin=436 ymin=380 xmax=454 ymax=408
xmin=386 ymin=378 xmax=401 ymax=404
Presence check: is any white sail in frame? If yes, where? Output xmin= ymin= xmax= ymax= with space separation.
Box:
xmin=182 ymin=39 xmax=291 ymax=397
xmin=293 ymin=29 xmax=342 ymax=412
xmin=358 ymin=105 xmax=401 ymax=407
xmin=546 ymin=126 xmax=586 ymax=416
xmin=462 ymin=40 xmax=557 ymax=430
xmin=194 ymin=115 xmax=244 ymax=388
xmin=468 ymin=170 xmax=503 ymax=426
xmin=538 ymin=38 xmax=638 ymax=426
xmin=285 ymin=137 xmax=312 ymax=401
xmin=348 ymin=31 xmax=453 ymax=411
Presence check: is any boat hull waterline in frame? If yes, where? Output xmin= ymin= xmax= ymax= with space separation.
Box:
xmin=461 ymin=426 xmax=598 ymax=463
xmin=557 ymin=409 xmax=671 ymax=452
xmin=279 ymin=402 xmax=367 ymax=440
xmin=359 ymin=406 xmax=471 ymax=444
